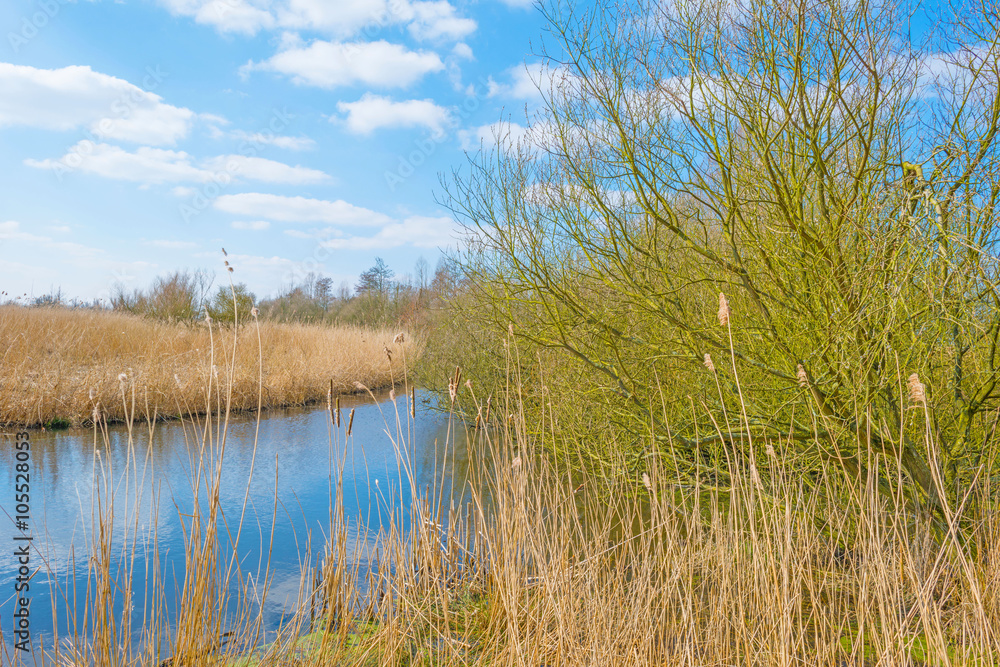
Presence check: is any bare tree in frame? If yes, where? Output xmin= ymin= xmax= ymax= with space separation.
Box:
xmin=445 ymin=0 xmax=1000 ymax=507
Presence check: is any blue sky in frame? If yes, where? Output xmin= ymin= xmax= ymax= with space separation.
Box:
xmin=0 ymin=0 xmax=551 ymax=302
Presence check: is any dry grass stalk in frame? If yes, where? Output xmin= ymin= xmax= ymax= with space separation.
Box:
xmin=909 ymin=372 xmax=927 ymax=404
xmin=717 ymin=292 xmax=731 ymax=326
xmin=28 ymin=352 xmax=1000 ymax=667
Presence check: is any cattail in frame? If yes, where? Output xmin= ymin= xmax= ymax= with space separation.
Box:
xmin=410 ymin=387 xmax=416 ymax=418
xmin=796 ymin=364 xmax=808 ymax=388
xmin=222 ymin=247 xmax=227 ymax=256
xmin=389 ymin=388 xmax=396 ymax=401
xmin=512 ymin=456 xmax=522 ymax=471
xmin=641 ymin=472 xmax=652 ymax=491
xmin=508 ymin=323 xmax=514 ymax=336
xmin=384 ymin=346 xmax=392 ymax=363
xmin=227 ymin=266 xmax=234 ymax=273
xmin=703 ymin=353 xmax=716 ymax=373
xmin=908 ymin=373 xmax=926 ymax=404
xmin=251 ymin=307 xmax=259 ymax=318
xmin=336 ymin=396 xmax=341 ymax=427
xmin=88 ymin=387 xmax=96 ymax=401
xmin=92 ymin=403 xmax=101 ymax=424
xmin=393 ymin=332 xmax=405 ymax=344
xmin=718 ymin=292 xmax=731 ymax=326
xmin=353 ymin=381 xmax=368 ymax=392
xmin=118 ymin=372 xmax=128 ymax=383
xmin=224 ymin=260 xmax=229 ymax=267
xmin=174 ymin=374 xmax=183 ymax=388
xmin=346 ymin=408 xmax=355 ymax=437
xmin=464 ymin=379 xmax=472 ymax=390
xmin=448 ymin=380 xmax=457 ymax=403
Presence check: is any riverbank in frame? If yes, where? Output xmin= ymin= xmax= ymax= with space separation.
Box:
xmin=0 ymin=306 xmax=418 ymax=428
xmin=9 ymin=365 xmax=997 ymax=666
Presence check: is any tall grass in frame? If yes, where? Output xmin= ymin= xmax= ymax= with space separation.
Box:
xmin=286 ymin=382 xmax=1000 ymax=666
xmin=0 ymin=305 xmax=418 ymax=427
xmin=4 ymin=315 xmax=998 ymax=666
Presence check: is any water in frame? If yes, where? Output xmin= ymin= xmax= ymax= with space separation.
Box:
xmin=0 ymin=390 xmax=474 ymax=659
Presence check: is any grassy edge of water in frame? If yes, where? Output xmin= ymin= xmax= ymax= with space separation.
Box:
xmin=7 ymin=304 xmax=1000 ymax=666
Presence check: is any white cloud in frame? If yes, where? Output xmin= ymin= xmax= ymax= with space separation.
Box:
xmin=915 ymin=46 xmax=996 ymax=101
xmin=202 ymin=155 xmax=330 ymax=183
xmin=0 ymin=63 xmax=197 ymax=145
xmin=0 ymin=221 xmax=47 ymax=243
xmin=246 ymin=39 xmax=444 ymax=89
xmin=230 ymin=130 xmax=316 ymax=150
xmin=26 ymin=143 xmax=331 ymax=185
xmin=156 ymin=0 xmax=276 ymax=35
xmin=26 ymin=144 xmax=207 ymax=183
xmin=276 ymin=0 xmax=394 ymax=36
xmin=232 ymin=220 xmax=272 ymax=230
xmin=0 ymin=221 xmax=105 ymax=262
xmin=459 ymin=121 xmax=529 ymax=151
xmin=458 ymin=120 xmax=561 ymax=153
xmin=158 ymin=0 xmax=476 ymax=41
xmin=319 ymin=215 xmax=457 ymax=250
xmin=0 ymin=222 xmax=155 ymax=303
xmin=401 ymin=1 xmax=476 ymax=41
xmin=452 ymin=43 xmax=474 ymax=59
xmin=497 ymin=0 xmax=534 ymax=8
xmin=488 ymin=62 xmax=576 ymax=101
xmin=336 ymin=94 xmax=451 ymax=135
xmin=214 ymin=193 xmax=392 ymax=226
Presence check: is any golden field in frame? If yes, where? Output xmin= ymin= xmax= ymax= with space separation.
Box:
xmin=0 ymin=305 xmax=417 ymax=427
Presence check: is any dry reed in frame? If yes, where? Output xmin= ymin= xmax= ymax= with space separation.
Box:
xmin=4 ymin=313 xmax=998 ymax=667
xmin=0 ymin=306 xmax=419 ymax=427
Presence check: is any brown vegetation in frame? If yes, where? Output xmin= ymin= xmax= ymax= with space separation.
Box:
xmin=17 ymin=369 xmax=999 ymax=666
xmin=0 ymin=305 xmax=418 ymax=427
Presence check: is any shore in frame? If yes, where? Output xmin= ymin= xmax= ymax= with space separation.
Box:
xmin=0 ymin=306 xmax=418 ymax=428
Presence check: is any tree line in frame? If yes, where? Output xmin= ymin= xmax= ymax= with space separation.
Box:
xmin=79 ymin=255 xmax=459 ymax=327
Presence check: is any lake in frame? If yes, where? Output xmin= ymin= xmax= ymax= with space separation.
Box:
xmin=0 ymin=389 xmax=476 ymax=660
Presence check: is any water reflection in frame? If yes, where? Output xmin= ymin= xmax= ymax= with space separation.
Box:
xmin=0 ymin=390 xmax=474 ymax=656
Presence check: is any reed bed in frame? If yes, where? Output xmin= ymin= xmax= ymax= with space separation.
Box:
xmin=3 ymin=320 xmax=997 ymax=666
xmin=8 ymin=385 xmax=997 ymax=665
xmin=0 ymin=305 xmax=418 ymax=427
xmin=272 ymin=390 xmax=1000 ymax=667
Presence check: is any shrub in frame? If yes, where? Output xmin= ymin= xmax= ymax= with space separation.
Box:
xmin=441 ymin=0 xmax=1000 ymax=510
